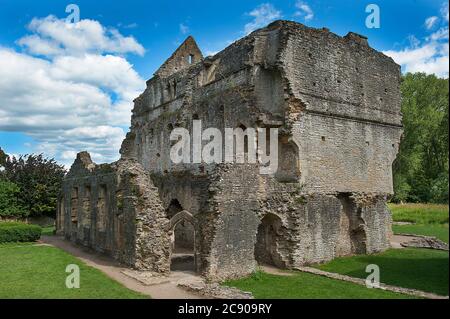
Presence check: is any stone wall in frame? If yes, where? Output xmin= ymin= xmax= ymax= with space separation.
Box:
xmin=58 ymin=152 xmax=171 ymax=273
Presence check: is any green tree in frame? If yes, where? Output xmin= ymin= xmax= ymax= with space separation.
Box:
xmin=393 ymin=73 xmax=449 ymax=203
xmin=0 ymin=180 xmax=27 ymax=217
xmin=1 ymin=154 xmax=66 ymax=217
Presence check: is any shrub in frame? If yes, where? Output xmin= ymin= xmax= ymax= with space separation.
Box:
xmin=0 ymin=222 xmax=42 ymax=243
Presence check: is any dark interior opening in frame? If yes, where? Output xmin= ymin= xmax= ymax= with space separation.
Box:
xmin=254 ymin=214 xmax=284 ymax=268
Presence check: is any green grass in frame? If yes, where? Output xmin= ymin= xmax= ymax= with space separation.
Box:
xmin=389 ymin=203 xmax=449 ymax=243
xmin=389 ymin=203 xmax=449 ymax=224
xmin=223 ymin=271 xmax=412 ymax=299
xmin=41 ymin=226 xmax=55 ymax=236
xmin=316 ymin=248 xmax=449 ymax=296
xmin=393 ymin=224 xmax=449 ymax=243
xmin=0 ymin=243 xmax=147 ymax=299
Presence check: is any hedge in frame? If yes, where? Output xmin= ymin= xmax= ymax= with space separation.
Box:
xmin=0 ymin=222 xmax=42 ymax=243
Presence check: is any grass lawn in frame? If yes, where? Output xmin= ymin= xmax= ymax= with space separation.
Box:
xmin=316 ymin=248 xmax=449 ymax=296
xmin=0 ymin=243 xmax=147 ymax=299
xmin=388 ymin=203 xmax=449 ymax=224
xmin=41 ymin=226 xmax=55 ymax=236
xmin=389 ymin=203 xmax=449 ymax=243
xmin=223 ymin=271 xmax=412 ymax=299
xmin=393 ymin=224 xmax=449 ymax=243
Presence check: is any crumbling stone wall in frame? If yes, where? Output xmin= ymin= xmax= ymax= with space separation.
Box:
xmin=58 ymin=152 xmax=171 ymax=273
xmin=58 ymin=20 xmax=402 ymax=281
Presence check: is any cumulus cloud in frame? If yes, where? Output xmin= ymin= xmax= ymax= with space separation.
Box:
xmin=383 ymin=2 xmax=449 ymax=78
xmin=384 ymin=43 xmax=449 ymax=77
xmin=294 ymin=1 xmax=314 ymax=21
xmin=0 ymin=15 xmax=146 ymax=166
xmin=244 ymin=3 xmax=282 ymax=35
xmin=18 ymin=15 xmax=145 ymax=57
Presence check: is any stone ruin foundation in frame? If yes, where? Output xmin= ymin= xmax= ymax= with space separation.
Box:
xmin=56 ymin=20 xmax=403 ymax=281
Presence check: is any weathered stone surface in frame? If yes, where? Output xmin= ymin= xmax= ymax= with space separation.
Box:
xmin=57 ymin=20 xmax=403 ymax=281
xmin=399 ymin=235 xmax=449 ymax=251
xmin=121 ymin=269 xmax=170 ymax=286
xmin=178 ymin=281 xmax=254 ymax=299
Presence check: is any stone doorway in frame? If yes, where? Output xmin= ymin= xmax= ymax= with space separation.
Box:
xmin=167 ymin=201 xmax=196 ymax=272
xmin=254 ymin=213 xmax=284 ymax=268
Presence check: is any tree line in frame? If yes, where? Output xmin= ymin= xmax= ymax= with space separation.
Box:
xmin=392 ymin=73 xmax=449 ymax=204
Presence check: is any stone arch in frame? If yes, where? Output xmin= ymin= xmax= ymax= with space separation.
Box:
xmin=168 ymin=210 xmax=195 ymax=230
xmin=254 ymin=213 xmax=286 ymax=268
xmin=166 ymin=204 xmax=197 ymax=272
xmin=238 ymin=123 xmax=249 ymax=153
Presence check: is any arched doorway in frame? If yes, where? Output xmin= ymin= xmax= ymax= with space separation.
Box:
xmin=254 ymin=214 xmax=284 ymax=268
xmin=166 ymin=202 xmax=196 ymax=272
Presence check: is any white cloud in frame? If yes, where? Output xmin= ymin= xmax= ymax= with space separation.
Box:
xmin=384 ymin=43 xmax=449 ymax=77
xmin=383 ymin=3 xmax=449 ymax=78
xmin=61 ymin=150 xmax=78 ymax=161
xmin=17 ymin=15 xmax=145 ymax=57
xmin=425 ymin=16 xmax=439 ymax=30
xmin=204 ymin=50 xmax=219 ymax=57
xmin=428 ymin=27 xmax=449 ymax=41
xmin=384 ymin=44 xmax=438 ymax=66
xmin=244 ymin=3 xmax=282 ymax=35
xmin=0 ymin=16 xmax=146 ymax=166
xmin=294 ymin=1 xmax=314 ymax=21
xmin=407 ymin=35 xmax=421 ymax=48
xmin=49 ymin=54 xmax=143 ymax=100
xmin=179 ymin=23 xmax=189 ymax=35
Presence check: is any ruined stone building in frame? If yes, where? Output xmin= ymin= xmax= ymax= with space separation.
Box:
xmin=56 ymin=21 xmax=403 ymax=281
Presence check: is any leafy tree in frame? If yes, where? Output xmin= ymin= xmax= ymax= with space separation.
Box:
xmin=1 ymin=154 xmax=66 ymax=217
xmin=393 ymin=73 xmax=449 ymax=203
xmin=0 ymin=180 xmax=27 ymax=217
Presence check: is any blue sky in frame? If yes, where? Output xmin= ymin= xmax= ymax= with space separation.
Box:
xmin=0 ymin=0 xmax=448 ymax=166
